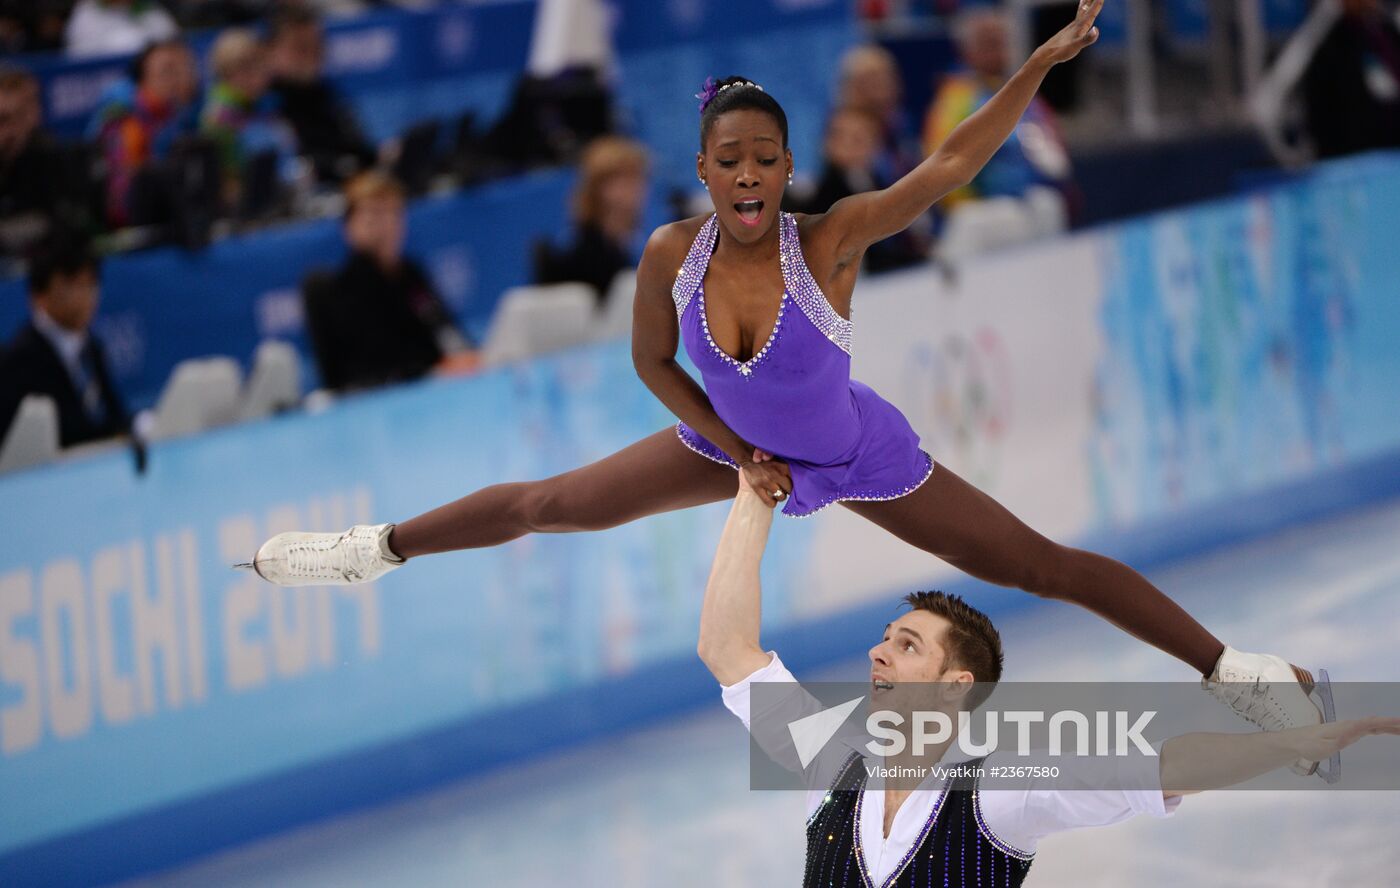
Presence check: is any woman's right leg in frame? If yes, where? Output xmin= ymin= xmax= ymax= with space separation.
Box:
xmin=388 ymin=427 xmax=739 ymax=558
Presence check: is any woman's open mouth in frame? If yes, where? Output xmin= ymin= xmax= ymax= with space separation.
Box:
xmin=734 ymin=197 xmax=764 ymax=226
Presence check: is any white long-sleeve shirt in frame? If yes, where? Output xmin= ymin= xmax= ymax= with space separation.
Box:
xmin=721 ymin=653 xmax=1181 ymax=886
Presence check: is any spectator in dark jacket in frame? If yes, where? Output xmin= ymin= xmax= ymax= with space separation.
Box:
xmin=269 ymin=8 xmax=375 ymax=184
xmin=535 ymin=135 xmax=649 ymax=305
xmin=0 ymin=67 xmax=98 ymax=258
xmin=0 ymin=238 xmax=130 ymax=448
xmin=807 ymin=106 xmax=928 ymax=273
xmin=303 ymin=171 xmax=474 ymax=392
xmin=1304 ymin=0 xmax=1400 ymax=160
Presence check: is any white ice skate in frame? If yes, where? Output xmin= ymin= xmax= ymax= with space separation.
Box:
xmin=1202 ymin=646 xmax=1339 ymax=783
xmin=236 ymin=523 xmax=403 ymax=587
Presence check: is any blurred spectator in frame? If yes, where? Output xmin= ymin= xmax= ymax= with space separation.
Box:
xmin=65 ymin=0 xmax=178 ymax=59
xmin=0 ymin=67 xmax=90 ymax=257
xmin=838 ymin=44 xmax=920 ymax=183
xmin=268 ymin=7 xmax=375 ymax=184
xmin=173 ymin=0 xmax=279 ymax=29
xmin=0 ymin=237 xmax=130 ymax=448
xmin=922 ymin=8 xmax=1073 ymax=211
xmin=1303 ymin=0 xmax=1400 ymax=160
xmin=90 ymin=39 xmax=201 ymax=226
xmin=0 ymin=0 xmax=69 ymax=53
xmin=806 ymin=106 xmax=927 ymax=272
xmin=535 ymin=135 xmax=648 ymax=305
xmin=200 ymin=27 xmax=297 ymax=208
xmin=303 ymin=171 xmax=475 ymax=392
xmin=484 ymin=67 xmax=617 ymax=171
xmin=0 ymin=69 xmax=54 ymax=219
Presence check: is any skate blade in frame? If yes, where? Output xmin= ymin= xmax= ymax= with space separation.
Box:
xmin=1314 ymin=668 xmax=1341 ymax=784
xmin=1291 ymin=666 xmax=1341 ymax=783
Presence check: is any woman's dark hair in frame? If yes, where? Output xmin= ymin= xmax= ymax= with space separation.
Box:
xmin=698 ymin=75 xmax=788 ymax=152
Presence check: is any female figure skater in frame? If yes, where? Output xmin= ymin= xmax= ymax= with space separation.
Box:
xmin=247 ymin=0 xmax=1336 ymax=773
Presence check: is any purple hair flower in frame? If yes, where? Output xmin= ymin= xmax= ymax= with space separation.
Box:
xmin=695 ymin=77 xmax=720 ymax=115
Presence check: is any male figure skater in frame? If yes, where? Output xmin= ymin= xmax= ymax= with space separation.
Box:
xmin=698 ymin=470 xmax=1399 ymax=886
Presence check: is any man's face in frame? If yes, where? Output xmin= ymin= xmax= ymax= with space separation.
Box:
xmin=271 ymin=23 xmax=324 ymax=83
xmin=228 ymin=47 xmax=272 ymax=100
xmin=141 ymin=46 xmax=186 ymax=106
xmin=0 ymin=83 xmax=39 ymax=159
xmin=844 ymin=58 xmax=900 ymax=118
xmin=962 ymin=16 xmax=1010 ymax=80
xmin=345 ymin=195 xmax=406 ymax=266
xmin=868 ymin=611 xmax=971 ymax=716
xmin=36 ymin=269 xmax=100 ymax=333
xmin=824 ymin=110 xmax=880 ymax=172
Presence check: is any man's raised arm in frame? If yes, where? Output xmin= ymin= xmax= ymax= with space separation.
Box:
xmin=697 ymin=473 xmax=779 ymax=686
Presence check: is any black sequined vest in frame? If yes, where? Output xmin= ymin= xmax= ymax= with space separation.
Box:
xmin=803 ymin=754 xmax=1035 ymax=888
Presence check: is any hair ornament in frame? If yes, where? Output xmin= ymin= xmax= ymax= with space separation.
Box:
xmin=696 ymin=78 xmax=764 ymax=114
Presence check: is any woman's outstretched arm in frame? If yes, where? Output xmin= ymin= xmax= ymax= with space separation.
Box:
xmin=631 ymin=222 xmax=793 ymax=508
xmin=819 ymin=0 xmax=1103 ymax=264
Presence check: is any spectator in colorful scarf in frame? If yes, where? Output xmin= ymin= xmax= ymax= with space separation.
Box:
xmin=199 ymin=27 xmax=297 ymax=206
xmin=922 ymin=7 xmax=1073 ymax=211
xmin=89 ymin=39 xmax=200 ymax=226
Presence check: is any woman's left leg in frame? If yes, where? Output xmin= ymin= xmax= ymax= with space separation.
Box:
xmin=843 ymin=463 xmax=1225 ymax=675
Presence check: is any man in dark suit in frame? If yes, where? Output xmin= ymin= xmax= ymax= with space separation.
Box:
xmin=0 ymin=239 xmax=130 ymax=448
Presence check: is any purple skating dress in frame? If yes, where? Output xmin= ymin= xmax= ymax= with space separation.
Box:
xmin=673 ymin=212 xmax=935 ymax=517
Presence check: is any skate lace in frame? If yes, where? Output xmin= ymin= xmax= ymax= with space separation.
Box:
xmin=286 ymin=540 xmax=340 ymax=578
xmin=285 ymin=530 xmax=375 ymax=581
xmin=1205 ymin=676 xmax=1288 ymax=730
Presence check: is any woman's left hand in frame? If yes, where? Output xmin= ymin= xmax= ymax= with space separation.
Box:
xmin=1034 ymin=0 xmax=1103 ymax=66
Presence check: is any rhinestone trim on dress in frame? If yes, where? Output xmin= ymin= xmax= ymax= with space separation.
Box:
xmin=784 ymin=451 xmax=936 ymax=519
xmin=671 ymin=215 xmax=718 ymax=324
xmin=674 ymin=423 xmax=739 ymax=468
xmin=779 ymin=212 xmax=853 ymax=356
xmin=698 ymin=286 xmax=787 ymax=378
xmin=671 ymin=213 xmax=853 ymax=360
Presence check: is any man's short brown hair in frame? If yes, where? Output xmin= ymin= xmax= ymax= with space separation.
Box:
xmin=902 ymin=590 xmax=1004 ymax=708
xmin=343 ymin=170 xmax=406 ymax=219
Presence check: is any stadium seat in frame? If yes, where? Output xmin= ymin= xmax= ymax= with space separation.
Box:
xmin=0 ymin=395 xmax=59 ymax=474
xmin=595 ymin=268 xmax=637 ymax=340
xmin=939 ymin=196 xmax=1041 ymax=261
xmin=481 ymin=283 xmax=597 ymax=366
xmin=238 ymin=341 xmax=303 ymax=421
xmin=1024 ymin=185 xmax=1069 ymax=238
xmin=148 ymin=357 xmax=244 ymax=441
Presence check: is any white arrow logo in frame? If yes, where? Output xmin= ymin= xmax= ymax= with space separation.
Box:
xmin=788 ymin=696 xmax=865 ymax=768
